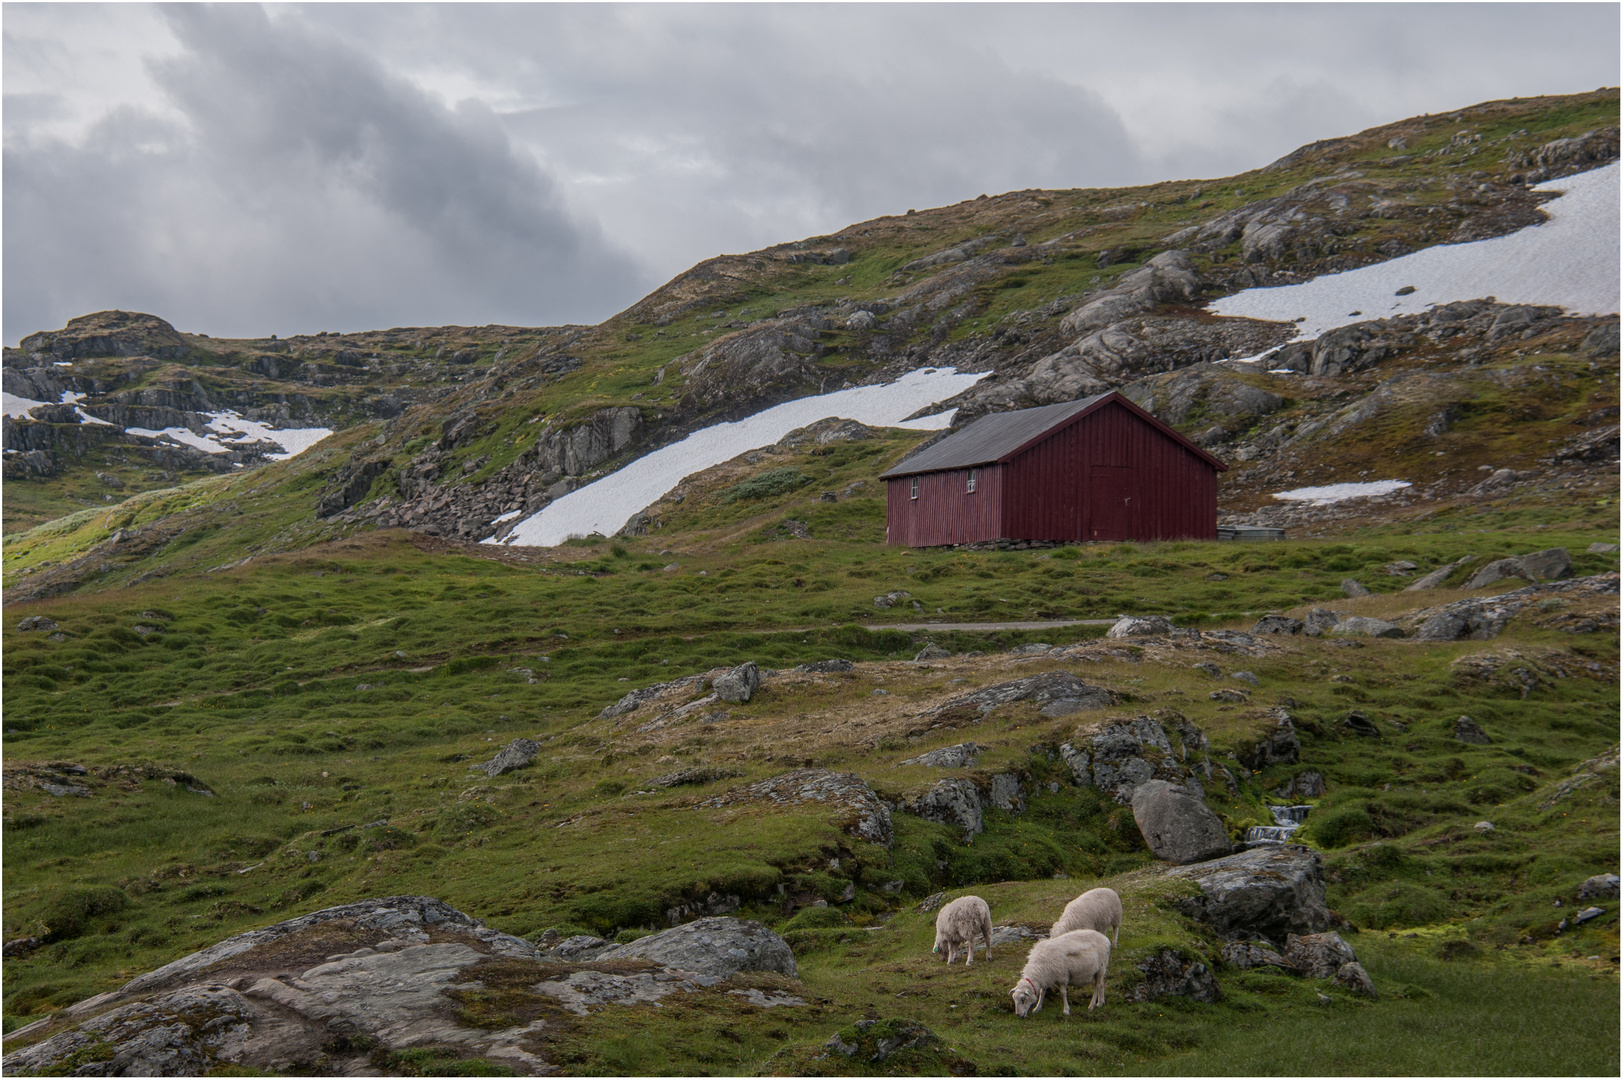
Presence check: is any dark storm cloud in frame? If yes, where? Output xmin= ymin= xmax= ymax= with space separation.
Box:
xmin=4 ymin=4 xmax=646 ymax=341
xmin=5 ymin=3 xmax=1618 ymax=344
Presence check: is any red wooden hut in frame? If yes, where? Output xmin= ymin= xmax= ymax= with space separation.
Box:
xmin=880 ymin=391 xmax=1227 ymax=547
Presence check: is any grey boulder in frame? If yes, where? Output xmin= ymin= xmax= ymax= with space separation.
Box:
xmin=1107 ymin=614 xmax=1176 ymax=638
xmin=1132 ymin=779 xmax=1232 ymax=865
xmin=1282 ymin=931 xmax=1357 ymax=978
xmin=912 ymin=777 xmax=985 ymax=840
xmin=1336 ymin=960 xmax=1378 ymax=998
xmin=1519 ymin=547 xmax=1574 ymax=581
xmin=1220 ymin=940 xmax=1289 ymax=969
xmin=1167 ymin=845 xmax=1332 ymax=941
xmin=1123 ymin=948 xmax=1222 ymax=1003
xmin=1452 ymin=715 xmax=1491 ymax=744
xmin=901 ymin=743 xmax=981 ymax=768
xmin=914 ymin=644 xmax=951 ymax=661
xmin=596 ymin=917 xmax=798 ymax=979
xmin=16 ymin=615 xmax=59 ymax=632
xmin=1330 ymin=616 xmax=1405 ymax=639
xmin=1252 ymin=615 xmax=1304 ymax=635
xmin=712 ymin=661 xmax=761 ymax=703
xmin=1576 ymin=874 xmax=1620 ymax=900
xmin=1341 ymin=579 xmax=1371 ymax=598
xmin=469 ymin=737 xmax=541 ymax=778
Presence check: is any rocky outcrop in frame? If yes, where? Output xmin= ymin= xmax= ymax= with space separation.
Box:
xmin=2 ymin=897 xmax=553 ymax=1077
xmin=1281 ymin=931 xmax=1358 ymax=979
xmin=912 ymin=778 xmax=986 ymax=840
xmin=901 ymin=743 xmax=982 ymax=768
xmin=1059 ymin=252 xmax=1202 ymax=336
xmin=1398 ymin=572 xmax=1618 ymax=641
xmin=16 ymin=310 xmax=193 ymax=362
xmin=711 ymin=661 xmax=761 ymax=704
xmin=1131 ymin=780 xmax=1232 ymax=865
xmin=1166 ymin=844 xmax=1332 ymax=942
xmin=929 ymin=671 xmax=1113 ymax=718
xmin=1234 ymin=712 xmax=1302 ymax=770
xmin=594 ymin=917 xmax=798 ymax=980
xmin=469 ymin=738 xmax=541 ymax=778
xmin=1124 ymin=949 xmax=1223 ymax=1003
xmin=1054 ymin=714 xmax=1213 ymax=805
xmin=698 ymin=769 xmax=893 ymax=848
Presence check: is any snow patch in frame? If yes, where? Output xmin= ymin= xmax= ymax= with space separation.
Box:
xmin=1273 ymin=481 xmax=1412 ymax=505
xmin=491 ymin=366 xmax=990 ymax=547
xmin=1211 ymin=164 xmax=1619 ymax=341
xmin=2 ymin=392 xmax=49 ymax=418
xmin=491 ymin=508 xmax=524 ymax=524
xmin=125 ymin=411 xmax=331 ymax=459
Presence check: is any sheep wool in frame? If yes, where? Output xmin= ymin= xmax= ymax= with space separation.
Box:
xmin=1050 ymin=887 xmax=1122 ymax=947
xmin=932 ymin=894 xmax=994 ymax=965
xmin=1010 ymin=929 xmax=1111 ymax=1017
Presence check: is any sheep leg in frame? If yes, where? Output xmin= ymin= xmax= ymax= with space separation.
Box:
xmin=1060 ymin=984 xmax=1072 ymax=1017
xmin=1089 ymin=967 xmax=1106 ymax=1011
xmin=965 ymin=939 xmax=974 ymax=966
xmin=1112 ymin=920 xmax=1120 ymax=948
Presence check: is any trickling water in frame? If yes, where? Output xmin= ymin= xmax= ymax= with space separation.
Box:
xmin=1243 ymin=805 xmax=1314 ymax=848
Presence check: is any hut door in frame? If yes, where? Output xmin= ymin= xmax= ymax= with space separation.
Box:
xmin=1089 ymin=466 xmax=1138 ymax=540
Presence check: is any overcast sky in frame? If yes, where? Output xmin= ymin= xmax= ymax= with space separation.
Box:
xmin=4 ymin=3 xmax=1618 ymax=344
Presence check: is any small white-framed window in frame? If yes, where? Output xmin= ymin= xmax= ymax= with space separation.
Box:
xmin=967 ymin=468 xmax=978 ymax=494
xmin=910 ymin=477 xmax=919 ymax=500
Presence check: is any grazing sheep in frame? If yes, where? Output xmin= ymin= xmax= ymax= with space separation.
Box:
xmin=932 ymin=894 xmax=994 ymax=965
xmin=1010 ymin=929 xmax=1111 ymax=1017
xmin=1050 ymin=887 xmax=1122 ymax=947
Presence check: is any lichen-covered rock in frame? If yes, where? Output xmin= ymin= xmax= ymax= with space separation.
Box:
xmin=1336 ymin=961 xmax=1378 ymax=998
xmin=1220 ymin=940 xmax=1289 ymax=970
xmin=1124 ymin=948 xmax=1222 ymax=1003
xmin=1577 ymin=873 xmax=1620 ymax=900
xmin=699 ymin=769 xmax=893 ymax=848
xmin=1282 ymin=932 xmax=1358 ymax=979
xmin=595 ymin=916 xmax=798 ymax=980
xmin=2 ymin=897 xmax=562 ymax=1077
xmin=1330 ymin=616 xmax=1405 ymax=639
xmin=901 ymin=743 xmax=981 ymax=768
xmin=712 ymin=661 xmax=760 ymax=703
xmin=1302 ymin=608 xmax=1347 ymax=636
xmin=1236 ymin=712 xmax=1301 ymax=770
xmin=16 ymin=615 xmax=59 ymax=632
xmin=3 ymin=985 xmax=258 ymax=1077
xmin=931 ymin=671 xmax=1112 ymax=716
xmin=1132 ymin=780 xmax=1232 ymax=865
xmin=1107 ymin=614 xmax=1175 ymax=638
xmin=469 ymin=737 xmax=540 ymax=778
xmin=1452 ymin=715 xmax=1492 ymax=744
xmin=1252 ymin=615 xmax=1304 ymax=635
xmin=913 ymin=777 xmax=984 ymax=839
xmin=1167 ymin=845 xmax=1333 ymax=941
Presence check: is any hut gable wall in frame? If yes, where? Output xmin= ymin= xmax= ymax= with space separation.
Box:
xmin=886 ymin=465 xmax=1003 ymax=547
xmin=1000 ymin=400 xmax=1217 ymax=542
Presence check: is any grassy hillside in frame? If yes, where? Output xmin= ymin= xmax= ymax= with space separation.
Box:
xmin=2 ymin=90 xmax=1619 ymax=1075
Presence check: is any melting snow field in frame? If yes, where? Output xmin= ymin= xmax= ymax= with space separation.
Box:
xmin=1273 ymin=480 xmax=1412 ymax=506
xmin=1212 ymin=163 xmax=1619 ymax=344
xmin=2 ymin=392 xmax=49 ymax=418
xmin=124 ymin=411 xmax=333 ymax=460
xmin=492 ymin=366 xmax=990 ymax=546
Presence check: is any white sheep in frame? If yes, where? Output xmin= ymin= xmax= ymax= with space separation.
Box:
xmin=1050 ymin=886 xmax=1121 ymax=947
xmin=932 ymin=894 xmax=993 ymax=965
xmin=1010 ymin=929 xmax=1111 ymax=1017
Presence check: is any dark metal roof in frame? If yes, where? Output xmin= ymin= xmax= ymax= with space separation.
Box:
xmin=880 ymin=391 xmax=1226 ymax=478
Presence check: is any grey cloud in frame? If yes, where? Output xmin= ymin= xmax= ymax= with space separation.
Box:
xmin=4 ymin=3 xmax=647 ymax=342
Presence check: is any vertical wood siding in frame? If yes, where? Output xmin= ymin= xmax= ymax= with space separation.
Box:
xmin=885 ymin=466 xmax=1003 ymax=546
xmin=885 ymin=399 xmax=1217 ymax=545
xmin=1000 ymin=400 xmax=1216 ymax=541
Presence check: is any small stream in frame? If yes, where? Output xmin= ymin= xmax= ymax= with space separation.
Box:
xmin=1243 ymin=804 xmax=1313 ymax=848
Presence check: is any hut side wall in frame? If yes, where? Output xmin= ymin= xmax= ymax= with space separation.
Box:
xmin=1000 ymin=400 xmax=1217 ymax=542
xmin=885 ymin=465 xmax=1004 ymax=546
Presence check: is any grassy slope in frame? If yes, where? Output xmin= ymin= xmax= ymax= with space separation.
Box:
xmin=2 ymin=90 xmax=1620 ymax=1075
